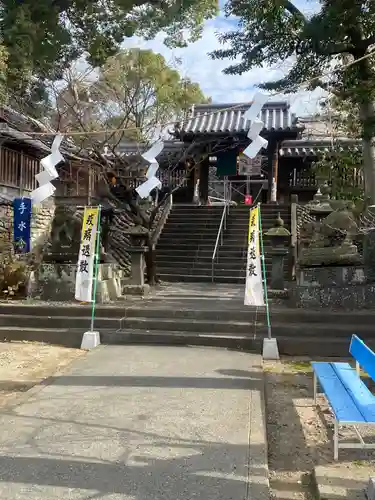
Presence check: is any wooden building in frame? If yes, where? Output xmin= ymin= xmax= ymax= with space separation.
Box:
xmin=173 ymin=101 xmax=301 ymax=204
xmin=169 ymin=104 xmax=362 ymax=204
xmin=0 ymin=105 xmax=96 ymax=203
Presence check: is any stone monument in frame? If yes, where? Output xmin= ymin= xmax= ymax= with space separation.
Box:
xmin=291 ymin=185 xmax=368 ymax=309
xmin=28 ymin=204 xmax=123 ymax=302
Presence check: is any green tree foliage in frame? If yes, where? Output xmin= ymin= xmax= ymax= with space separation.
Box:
xmin=313 ymin=146 xmax=363 ymax=201
xmin=55 ymin=48 xmax=209 ymax=147
xmin=0 ymin=45 xmax=8 ymax=105
xmin=210 ymin=0 xmax=375 ymax=202
xmin=0 ymin=0 xmax=217 ymax=99
xmin=311 ymin=97 xmax=364 ymax=201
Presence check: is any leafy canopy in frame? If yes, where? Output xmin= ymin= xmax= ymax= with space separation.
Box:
xmin=55 ymin=48 xmax=209 ymax=147
xmin=211 ymin=0 xmax=375 ymax=200
xmin=211 ymin=1 xmax=375 ymax=90
xmin=0 ymin=0 xmax=218 ymax=94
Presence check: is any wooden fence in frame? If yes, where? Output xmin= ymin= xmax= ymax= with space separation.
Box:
xmin=0 ymin=147 xmax=39 ymax=192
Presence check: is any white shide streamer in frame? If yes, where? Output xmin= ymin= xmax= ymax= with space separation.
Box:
xmin=31 ymin=134 xmax=64 ymax=204
xmin=243 ymin=94 xmax=268 ymax=159
xmin=136 ymin=140 xmax=164 ymax=199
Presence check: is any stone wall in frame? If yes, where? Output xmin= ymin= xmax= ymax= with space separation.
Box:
xmin=0 ymin=190 xmax=166 ymax=298
xmin=296 ymin=204 xmax=316 ymax=239
xmin=30 ymin=204 xmax=55 ymax=256
xmin=28 ymin=262 xmax=124 ymax=303
xmin=290 ymin=265 xmax=375 ymax=309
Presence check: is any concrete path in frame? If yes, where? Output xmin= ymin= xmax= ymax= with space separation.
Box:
xmin=0 ymin=346 xmax=268 ymax=500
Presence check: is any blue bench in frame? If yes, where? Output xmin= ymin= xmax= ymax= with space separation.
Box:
xmin=312 ymin=335 xmax=375 ymax=460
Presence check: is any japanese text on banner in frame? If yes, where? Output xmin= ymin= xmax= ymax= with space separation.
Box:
xmin=13 ymin=198 xmax=32 ymax=253
xmin=244 ymin=206 xmax=265 ymax=307
xmin=75 ymin=207 xmax=100 ymax=303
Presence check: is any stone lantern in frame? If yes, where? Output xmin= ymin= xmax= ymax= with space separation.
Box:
xmin=265 ymin=213 xmax=291 ymax=290
xmin=124 ymin=225 xmax=149 ymax=286
xmin=306 ymin=182 xmax=333 ymax=222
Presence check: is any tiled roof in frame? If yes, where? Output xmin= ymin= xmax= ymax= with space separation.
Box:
xmin=0 ymin=124 xmax=51 ymax=154
xmin=279 ymin=138 xmax=361 ymax=157
xmin=177 ymin=101 xmax=298 ymax=135
xmin=115 ymin=140 xmax=188 ymax=163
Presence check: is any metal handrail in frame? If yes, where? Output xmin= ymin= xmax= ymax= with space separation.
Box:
xmin=151 ymin=193 xmax=173 ymax=249
xmin=211 ymin=202 xmax=228 ymax=282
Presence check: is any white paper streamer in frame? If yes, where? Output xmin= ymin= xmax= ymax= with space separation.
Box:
xmin=35 ymin=169 xmax=57 ymax=186
xmin=141 ymin=140 xmax=164 ymax=164
xmin=146 ymin=161 xmax=159 ymax=179
xmin=243 ymin=93 xmax=268 ymax=123
xmin=242 ymin=136 xmax=268 ymax=159
xmin=51 ymin=134 xmax=64 ymax=153
xmin=136 ymin=140 xmax=165 ymax=199
xmin=31 ymin=183 xmax=56 ymax=204
xmin=41 ymin=150 xmax=63 ymax=177
xmin=35 ymin=134 xmax=64 ymax=203
xmin=247 ymin=119 xmax=264 ymax=141
xmin=136 ymin=176 xmax=161 ymax=199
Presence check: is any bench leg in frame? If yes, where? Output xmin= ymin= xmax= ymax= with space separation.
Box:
xmin=313 ymin=372 xmax=317 ymax=405
xmin=334 ymin=419 xmax=339 ymax=461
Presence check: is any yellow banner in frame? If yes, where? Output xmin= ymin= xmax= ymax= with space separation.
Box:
xmin=248 ymin=206 xmax=260 ymax=255
xmin=80 ymin=207 xmax=100 ymax=244
xmin=244 ymin=205 xmax=264 ymax=306
xmin=75 ymin=206 xmax=100 ymax=302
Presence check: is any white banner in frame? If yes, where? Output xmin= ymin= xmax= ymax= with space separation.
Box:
xmin=244 ymin=206 xmax=265 ymax=306
xmin=75 ymin=207 xmax=100 ymax=302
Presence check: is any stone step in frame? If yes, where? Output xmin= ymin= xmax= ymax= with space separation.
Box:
xmin=99 ymin=329 xmax=350 ymax=357
xmin=158 ymin=265 xmax=247 ymax=275
xmin=2 ymin=303 xmax=375 ymax=325
xmin=158 ymin=273 xmax=245 ymax=284
xmin=167 ymin=213 xmax=223 ymax=219
xmin=0 ymin=314 xmax=122 ymax=331
xmin=225 ymin=221 xmax=291 ymax=230
xmin=157 ymin=247 xmax=275 ymax=258
xmin=101 ymin=315 xmax=375 ymax=337
xmin=161 ymin=227 xmax=220 ymax=235
xmin=0 ymin=325 xmax=356 ymax=357
xmin=157 ymin=242 xmax=216 ymax=251
xmin=158 ymin=236 xmax=218 ymax=245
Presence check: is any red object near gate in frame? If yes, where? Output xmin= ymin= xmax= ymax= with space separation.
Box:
xmin=245 ymin=195 xmax=252 ymax=205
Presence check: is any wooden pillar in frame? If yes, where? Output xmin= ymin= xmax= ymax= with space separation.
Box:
xmin=199 ymin=155 xmax=209 ymax=204
xmin=267 ymin=141 xmax=279 ymax=203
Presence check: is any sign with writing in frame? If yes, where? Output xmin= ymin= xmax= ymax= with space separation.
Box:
xmin=238 ymin=154 xmax=263 ymax=176
xmin=13 ymin=197 xmax=32 ymax=253
xmin=244 ymin=206 xmax=265 ymax=306
xmin=75 ymin=207 xmax=100 ymax=302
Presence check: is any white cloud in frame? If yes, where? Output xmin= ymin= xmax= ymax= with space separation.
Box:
xmin=121 ymin=3 xmax=326 ymax=117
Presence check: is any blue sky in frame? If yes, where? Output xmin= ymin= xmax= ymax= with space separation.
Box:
xmin=122 ymin=0 xmax=325 ymax=117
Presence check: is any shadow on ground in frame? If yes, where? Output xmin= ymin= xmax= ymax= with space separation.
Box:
xmin=0 ymin=413 xmax=268 ymax=500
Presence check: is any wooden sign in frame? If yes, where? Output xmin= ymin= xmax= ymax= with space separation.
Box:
xmin=238 ymin=154 xmax=263 ymax=176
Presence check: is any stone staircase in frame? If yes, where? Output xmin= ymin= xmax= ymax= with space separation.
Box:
xmin=156 ymin=205 xmax=222 ymax=282
xmin=0 ymin=285 xmax=373 ymax=357
xmin=156 ymin=203 xmax=291 ymax=283
xmin=213 ymin=204 xmax=291 ymax=284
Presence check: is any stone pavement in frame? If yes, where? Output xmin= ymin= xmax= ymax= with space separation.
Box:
xmin=0 ymin=345 xmax=269 ymax=500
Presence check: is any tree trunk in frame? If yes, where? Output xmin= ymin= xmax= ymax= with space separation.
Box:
xmin=145 ymin=235 xmax=158 ymax=285
xmin=359 ymin=99 xmax=375 ymax=203
xmin=356 ymin=56 xmax=375 ymax=204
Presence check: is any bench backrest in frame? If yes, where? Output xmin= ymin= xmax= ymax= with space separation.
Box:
xmin=350 ymin=335 xmax=375 ymax=380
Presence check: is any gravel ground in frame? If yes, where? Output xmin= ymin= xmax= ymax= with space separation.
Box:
xmin=0 ymin=342 xmax=85 ymax=407
xmin=264 ymin=358 xmax=375 ymax=500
